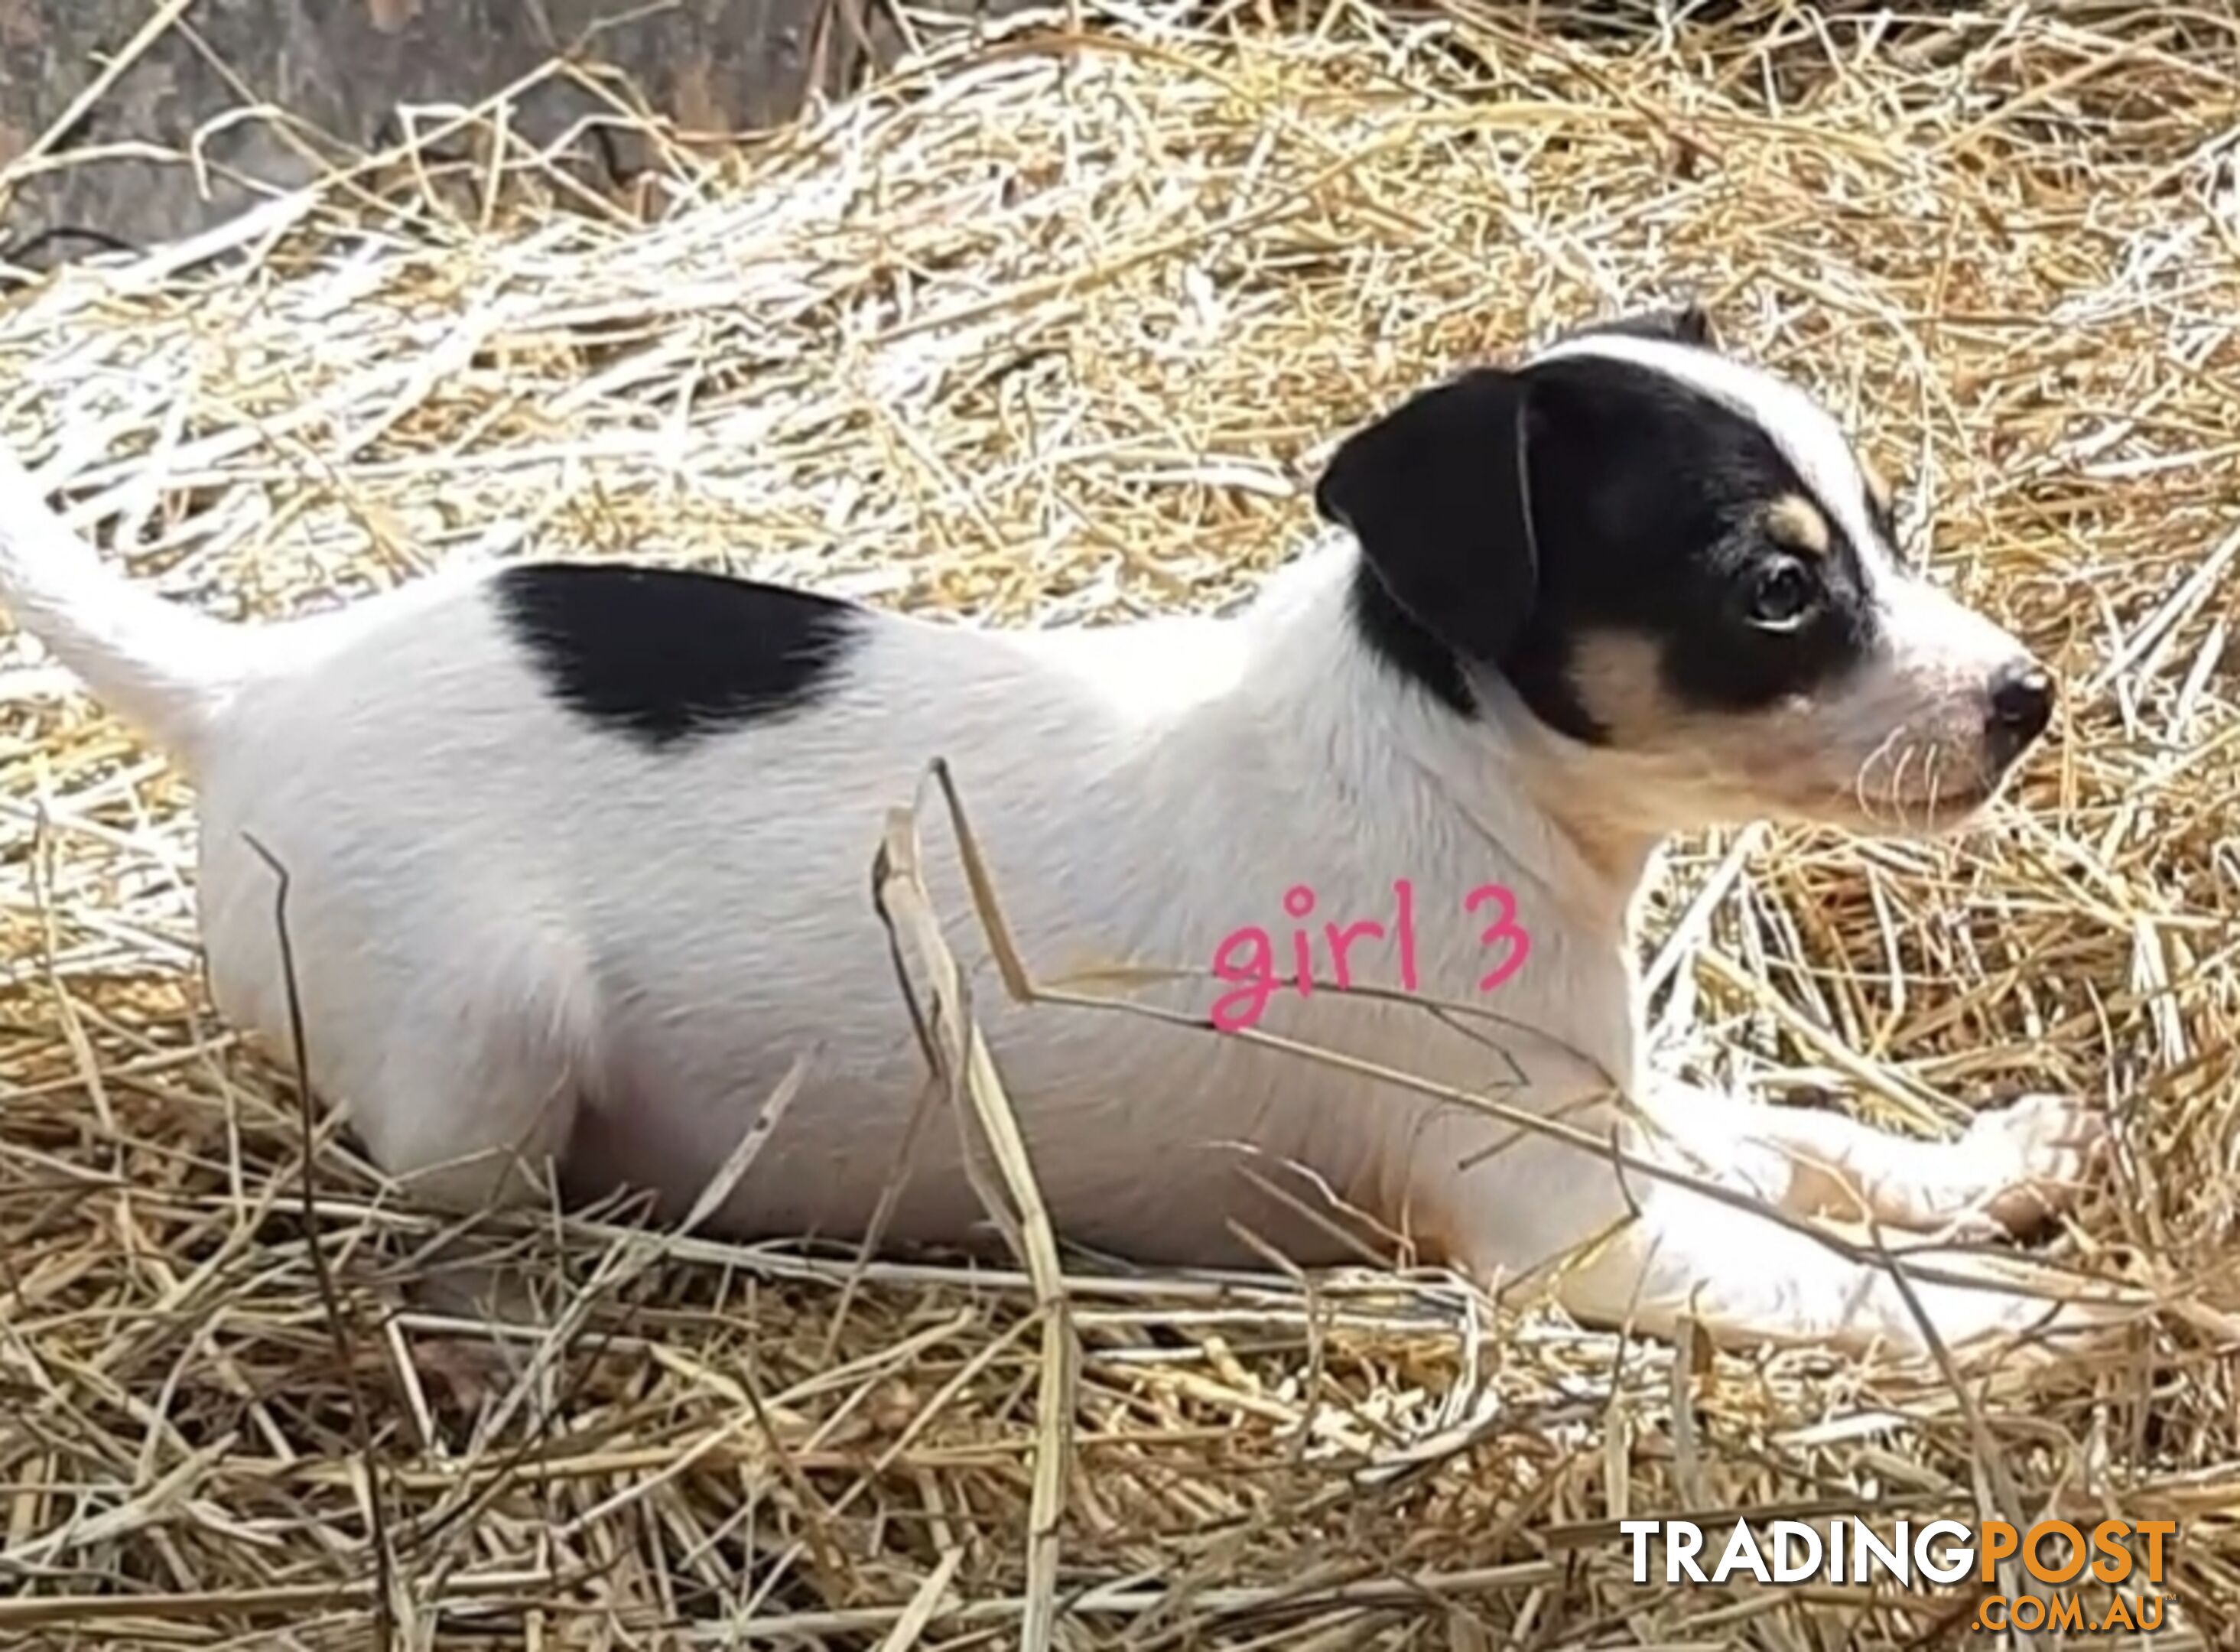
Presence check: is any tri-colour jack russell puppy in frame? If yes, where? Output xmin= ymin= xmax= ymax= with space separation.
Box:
xmin=0 ymin=304 xmax=2109 ymax=1358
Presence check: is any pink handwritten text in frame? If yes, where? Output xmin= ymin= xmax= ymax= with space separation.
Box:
xmin=1210 ymin=880 xmax=1532 ymax=1033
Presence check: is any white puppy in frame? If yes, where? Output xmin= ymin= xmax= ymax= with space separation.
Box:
xmin=0 ymin=305 xmax=2107 ymax=1356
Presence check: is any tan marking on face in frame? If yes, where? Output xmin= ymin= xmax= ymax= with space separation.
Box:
xmin=1766 ymin=494 xmax=1832 ymax=557
xmin=1569 ymin=631 xmax=1676 ymax=744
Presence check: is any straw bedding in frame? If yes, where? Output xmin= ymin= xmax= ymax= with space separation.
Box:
xmin=0 ymin=2 xmax=2237 ymax=1645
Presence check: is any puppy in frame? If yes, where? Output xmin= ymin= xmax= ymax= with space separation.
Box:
xmin=0 ymin=305 xmax=2108 ymax=1357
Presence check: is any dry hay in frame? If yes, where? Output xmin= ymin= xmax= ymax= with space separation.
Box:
xmin=1 ymin=1 xmax=2238 ymax=1646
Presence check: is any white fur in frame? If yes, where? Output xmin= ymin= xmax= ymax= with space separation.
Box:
xmin=0 ymin=397 xmax=2104 ymax=1360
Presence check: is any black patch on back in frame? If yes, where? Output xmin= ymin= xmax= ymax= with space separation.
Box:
xmin=496 ymin=563 xmax=861 ymax=748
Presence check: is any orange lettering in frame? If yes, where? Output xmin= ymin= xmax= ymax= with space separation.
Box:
xmin=1978 ymin=1521 xmax=2018 ymax=1583
xmin=2090 ymin=1518 xmax=2132 ymax=1585
xmin=2024 ymin=1520 xmax=2085 ymax=1585
xmin=2136 ymin=1520 xmax=2176 ymax=1583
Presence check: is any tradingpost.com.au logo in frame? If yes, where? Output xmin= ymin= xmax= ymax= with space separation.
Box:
xmin=1621 ymin=1516 xmax=2175 ymax=1635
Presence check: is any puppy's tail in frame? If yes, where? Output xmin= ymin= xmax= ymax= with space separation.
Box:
xmin=0 ymin=443 xmax=250 ymax=768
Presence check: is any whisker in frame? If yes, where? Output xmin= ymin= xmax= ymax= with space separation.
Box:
xmin=1852 ymin=725 xmax=1910 ymax=826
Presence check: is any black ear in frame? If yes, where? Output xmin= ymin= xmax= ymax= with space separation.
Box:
xmin=1572 ymin=302 xmax=1717 ymax=350
xmin=1314 ymin=369 xmax=1536 ymax=664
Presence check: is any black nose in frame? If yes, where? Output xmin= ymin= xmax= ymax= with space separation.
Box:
xmin=1986 ymin=660 xmax=2055 ymax=763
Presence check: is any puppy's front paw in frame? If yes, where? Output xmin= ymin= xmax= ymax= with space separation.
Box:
xmin=1902 ymin=1276 xmax=2133 ymax=1371
xmin=1954 ymin=1092 xmax=2109 ymax=1235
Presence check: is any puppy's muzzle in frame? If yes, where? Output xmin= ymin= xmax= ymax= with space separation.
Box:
xmin=1985 ymin=659 xmax=2055 ymax=771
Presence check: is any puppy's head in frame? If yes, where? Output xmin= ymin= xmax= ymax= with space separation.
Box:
xmin=1318 ymin=306 xmax=2051 ymax=837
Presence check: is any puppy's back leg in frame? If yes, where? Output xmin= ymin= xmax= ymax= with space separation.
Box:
xmin=340 ymin=950 xmax=607 ymax=1355
xmin=204 ymin=867 xmax=600 ymax=1322
xmin=354 ymin=971 xmax=590 ymax=1219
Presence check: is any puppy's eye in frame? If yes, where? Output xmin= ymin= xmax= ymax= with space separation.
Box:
xmin=1745 ymin=558 xmax=1819 ymax=631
